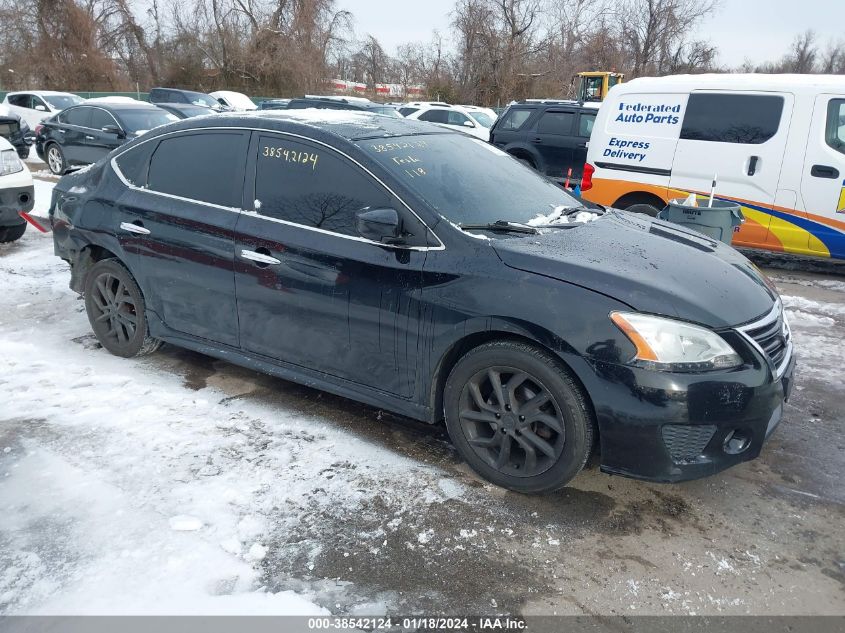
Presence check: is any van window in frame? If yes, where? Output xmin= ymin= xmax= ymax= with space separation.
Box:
xmin=148 ymin=132 xmax=248 ymax=207
xmin=536 ymin=111 xmax=574 ymax=135
xmin=826 ymin=99 xmax=845 ymax=155
xmin=681 ymin=93 xmax=784 ymax=144
xmin=497 ymin=108 xmax=532 ymax=131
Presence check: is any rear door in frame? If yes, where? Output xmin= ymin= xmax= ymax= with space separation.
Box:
xmin=58 ymin=106 xmax=93 ymax=165
xmin=531 ymin=108 xmax=577 ymax=179
xmin=800 ymin=95 xmax=845 ymax=258
xmin=234 ymin=132 xmax=428 ymax=397
xmin=117 ymin=130 xmax=248 ymax=347
xmin=670 ymin=91 xmax=793 ymax=249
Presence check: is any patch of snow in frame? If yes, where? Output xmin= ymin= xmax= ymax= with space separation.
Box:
xmin=527 ymin=205 xmax=600 ymax=227
xmin=169 ymin=515 xmax=204 ymax=531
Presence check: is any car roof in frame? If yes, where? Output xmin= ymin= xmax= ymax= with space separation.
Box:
xmin=7 ymin=90 xmax=78 ymax=97
xmin=622 ymin=73 xmax=845 ymax=92
xmin=145 ymin=109 xmax=453 ymax=142
xmin=71 ymin=102 xmax=162 ymax=111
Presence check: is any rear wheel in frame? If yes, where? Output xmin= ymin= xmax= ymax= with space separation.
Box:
xmin=46 ymin=143 xmax=66 ymax=175
xmin=444 ymin=340 xmax=594 ymax=493
xmin=0 ymin=223 xmax=26 ymax=243
xmin=84 ymin=259 xmax=162 ymax=358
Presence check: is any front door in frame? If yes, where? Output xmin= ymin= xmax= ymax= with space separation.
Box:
xmin=531 ymin=108 xmax=577 ymax=180
xmin=82 ymin=107 xmax=125 ymax=164
xmin=669 ymin=91 xmax=793 ymax=249
xmin=119 ymin=130 xmax=249 ymax=347
xmin=234 ymin=132 xmax=428 ymax=397
xmin=800 ymin=95 xmax=845 ymax=258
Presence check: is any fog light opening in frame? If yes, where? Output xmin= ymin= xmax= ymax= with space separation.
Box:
xmin=723 ymin=429 xmax=751 ymax=455
xmin=19 ymin=192 xmax=30 ymax=205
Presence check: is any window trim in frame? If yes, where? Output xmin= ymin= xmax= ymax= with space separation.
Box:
xmin=110 ymin=126 xmax=444 ymax=252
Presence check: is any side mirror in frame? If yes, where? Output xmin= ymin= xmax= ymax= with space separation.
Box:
xmin=356 ymin=208 xmax=402 ymax=244
xmin=102 ymin=124 xmax=125 ymax=138
xmin=34 ymin=104 xmax=47 ymax=112
xmin=462 ymin=120 xmax=475 ymax=128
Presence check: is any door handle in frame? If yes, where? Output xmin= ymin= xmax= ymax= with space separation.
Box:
xmin=810 ymin=164 xmax=840 ymax=179
xmin=56 ymin=129 xmax=66 ymax=133
xmin=530 ymin=137 xmax=543 ymax=144
xmin=240 ymin=249 xmax=281 ymax=266
xmin=119 ymin=221 xmax=150 ymax=235
xmin=747 ymin=156 xmax=759 ymax=176
xmin=85 ymin=135 xmax=95 ymax=140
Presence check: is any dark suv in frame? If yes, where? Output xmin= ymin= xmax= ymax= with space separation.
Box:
xmin=490 ymin=100 xmax=597 ymax=185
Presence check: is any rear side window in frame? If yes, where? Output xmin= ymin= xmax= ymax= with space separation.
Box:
xmin=681 ymin=93 xmax=784 ymax=144
xmin=578 ymin=112 xmax=596 ymax=137
xmin=63 ymin=107 xmax=92 ymax=127
xmin=148 ymin=132 xmax=248 ymax=207
xmin=8 ymin=94 xmax=30 ymax=108
xmin=825 ymin=99 xmax=845 ymax=155
xmin=254 ymin=135 xmax=392 ymax=237
xmin=497 ymin=108 xmax=532 ymax=131
xmin=536 ymin=111 xmax=574 ymax=135
xmin=115 ymin=141 xmax=157 ymax=187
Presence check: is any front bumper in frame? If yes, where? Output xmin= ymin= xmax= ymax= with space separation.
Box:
xmin=0 ymin=183 xmax=35 ymax=226
xmin=584 ymin=351 xmax=795 ymax=483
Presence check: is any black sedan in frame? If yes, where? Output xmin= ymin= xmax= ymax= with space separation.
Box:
xmin=49 ymin=112 xmax=794 ymax=493
xmin=154 ymin=103 xmax=217 ymax=119
xmin=35 ymin=102 xmax=178 ymax=175
xmin=0 ymin=109 xmax=33 ymax=159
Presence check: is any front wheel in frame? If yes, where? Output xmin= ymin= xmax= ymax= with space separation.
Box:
xmin=444 ymin=340 xmax=594 ymax=493
xmin=84 ymin=259 xmax=162 ymax=358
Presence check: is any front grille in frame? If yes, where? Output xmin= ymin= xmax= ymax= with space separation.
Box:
xmin=737 ymin=300 xmax=792 ymax=377
xmin=662 ymin=424 xmax=716 ymax=463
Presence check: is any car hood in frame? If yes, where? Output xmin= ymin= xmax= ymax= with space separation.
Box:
xmin=491 ymin=211 xmax=777 ymax=329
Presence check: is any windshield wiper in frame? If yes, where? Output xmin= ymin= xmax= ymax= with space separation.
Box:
xmin=459 ymin=220 xmax=538 ymax=235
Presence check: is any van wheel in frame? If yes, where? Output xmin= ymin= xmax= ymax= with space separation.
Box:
xmin=84 ymin=259 xmax=162 ymax=358
xmin=444 ymin=340 xmax=594 ymax=494
xmin=0 ymin=223 xmax=26 ymax=243
xmin=46 ymin=143 xmax=67 ymax=175
xmin=625 ymin=203 xmax=662 ymax=217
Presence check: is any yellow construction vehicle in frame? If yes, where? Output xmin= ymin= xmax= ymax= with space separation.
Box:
xmin=574 ymin=71 xmax=624 ymax=102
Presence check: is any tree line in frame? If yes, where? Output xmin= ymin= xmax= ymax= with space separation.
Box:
xmin=0 ymin=0 xmax=843 ymax=105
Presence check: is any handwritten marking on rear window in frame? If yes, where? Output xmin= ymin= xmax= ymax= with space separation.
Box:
xmin=262 ymin=145 xmax=318 ymax=170
xmin=370 ymin=140 xmax=428 ymax=153
xmin=404 ymin=167 xmax=426 ymax=178
xmin=391 ymin=155 xmax=421 ymax=165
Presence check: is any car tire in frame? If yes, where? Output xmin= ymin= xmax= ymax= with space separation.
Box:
xmin=84 ymin=259 xmax=162 ymax=358
xmin=444 ymin=340 xmax=594 ymax=494
xmin=46 ymin=143 xmax=67 ymax=176
xmin=625 ymin=203 xmax=662 ymax=217
xmin=0 ymin=223 xmax=27 ymax=243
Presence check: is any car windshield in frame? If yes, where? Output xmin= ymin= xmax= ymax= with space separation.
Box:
xmin=118 ymin=109 xmax=179 ymax=133
xmin=43 ymin=94 xmax=84 ymax=110
xmin=469 ymin=112 xmax=494 ymax=128
xmin=360 ymin=133 xmax=581 ymax=227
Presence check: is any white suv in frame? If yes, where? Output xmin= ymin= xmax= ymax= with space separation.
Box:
xmin=0 ymin=136 xmax=34 ymax=243
xmin=403 ymin=104 xmax=490 ymax=141
xmin=2 ymin=91 xmax=85 ymax=128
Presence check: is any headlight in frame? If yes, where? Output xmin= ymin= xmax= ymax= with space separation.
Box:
xmin=610 ymin=311 xmax=742 ymax=372
xmin=0 ymin=150 xmax=23 ymax=176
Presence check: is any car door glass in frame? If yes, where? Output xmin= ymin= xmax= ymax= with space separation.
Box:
xmin=8 ymin=94 xmax=28 ymax=108
xmin=32 ymin=96 xmax=48 ymax=111
xmin=90 ymin=108 xmax=117 ymax=131
xmin=498 ymin=108 xmax=532 ymax=131
xmin=64 ymin=107 xmax=92 ymax=127
xmin=419 ymin=109 xmax=449 ymax=124
xmin=255 ymin=135 xmax=394 ymax=238
xmin=148 ymin=132 xmax=248 ymax=207
xmin=578 ymin=113 xmax=596 ymax=137
xmin=447 ymin=111 xmax=470 ymax=126
xmin=536 ymin=111 xmax=575 ymax=135
xmin=681 ymin=94 xmax=784 ymax=144
xmin=826 ymin=99 xmax=845 ymax=155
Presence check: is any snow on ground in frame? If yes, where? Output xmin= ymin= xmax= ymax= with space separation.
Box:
xmin=0 ymin=179 xmax=462 ymax=614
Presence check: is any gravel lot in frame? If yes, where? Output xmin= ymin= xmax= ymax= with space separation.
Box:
xmin=1 ymin=177 xmax=843 ymax=616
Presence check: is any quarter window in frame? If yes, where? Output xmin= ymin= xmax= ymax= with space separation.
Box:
xmin=536 ymin=111 xmax=574 ymax=135
xmin=148 ymin=132 xmax=248 ymax=207
xmin=497 ymin=108 xmax=532 ymax=131
xmin=681 ymin=93 xmax=784 ymax=144
xmin=825 ymin=99 xmax=845 ymax=155
xmin=254 ymin=135 xmax=392 ymax=237
xmin=115 ymin=142 xmax=157 ymax=187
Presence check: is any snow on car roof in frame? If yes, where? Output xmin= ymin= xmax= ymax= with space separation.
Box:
xmin=625 ymin=73 xmax=845 ymax=91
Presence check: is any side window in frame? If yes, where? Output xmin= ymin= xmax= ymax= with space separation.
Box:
xmin=399 ymin=107 xmax=419 ymax=117
xmin=419 ymin=109 xmax=449 ymax=124
xmin=446 ymin=111 xmax=470 ymax=126
xmin=8 ymin=94 xmax=29 ymax=108
xmin=64 ymin=107 xmax=92 ymax=127
xmin=148 ymin=132 xmax=248 ymax=207
xmin=825 ymin=99 xmax=845 ymax=155
xmin=681 ymin=93 xmax=784 ymax=144
xmin=536 ymin=111 xmax=574 ymax=135
xmin=32 ymin=96 xmax=48 ymax=111
xmin=90 ymin=108 xmax=117 ymax=130
xmin=578 ymin=112 xmax=596 ymax=137
xmin=497 ymin=108 xmax=532 ymax=131
xmin=149 ymin=89 xmax=162 ymax=102
xmin=115 ymin=141 xmax=157 ymax=187
xmin=255 ymin=135 xmax=392 ymax=238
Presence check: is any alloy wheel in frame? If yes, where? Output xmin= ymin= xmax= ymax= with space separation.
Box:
xmin=89 ymin=272 xmax=138 ymax=345
xmin=47 ymin=146 xmax=63 ymax=174
xmin=458 ymin=367 xmax=566 ymax=477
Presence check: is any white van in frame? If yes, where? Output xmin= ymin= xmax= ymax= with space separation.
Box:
xmin=582 ymin=74 xmax=845 ymax=260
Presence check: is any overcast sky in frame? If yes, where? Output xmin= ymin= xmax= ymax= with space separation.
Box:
xmin=337 ymin=0 xmax=845 ymax=67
